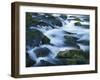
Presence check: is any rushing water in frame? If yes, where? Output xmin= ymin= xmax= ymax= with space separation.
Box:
xmin=26 ymin=13 xmax=90 ymax=67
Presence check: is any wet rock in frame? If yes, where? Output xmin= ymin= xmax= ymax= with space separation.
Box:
xmin=34 ymin=47 xmax=51 ymax=57
xmin=57 ymin=49 xmax=85 ymax=58
xmin=26 ymin=29 xmax=43 ymax=47
xmin=64 ymin=35 xmax=79 ymax=48
xmin=26 ymin=13 xmax=41 ymax=28
xmin=26 ymin=53 xmax=36 ymax=67
xmin=74 ymin=21 xmax=82 ymax=26
xmin=75 ymin=18 xmax=81 ymax=21
xmin=74 ymin=21 xmax=89 ymax=29
xmin=58 ymin=58 xmax=77 ymax=65
xmin=26 ymin=29 xmax=50 ymax=48
xmin=42 ymin=35 xmax=50 ymax=44
xmin=37 ymin=22 xmax=54 ymax=28
xmin=77 ymin=40 xmax=89 ymax=45
xmin=63 ymin=31 xmax=77 ymax=35
xmin=56 ymin=49 xmax=89 ymax=64
xmin=43 ymin=13 xmax=62 ymax=27
xmin=26 ymin=13 xmax=63 ymax=28
xmin=60 ymin=14 xmax=67 ymax=20
xmin=35 ymin=60 xmax=55 ymax=66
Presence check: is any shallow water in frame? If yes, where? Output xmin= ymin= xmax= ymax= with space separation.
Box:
xmin=26 ymin=14 xmax=90 ymax=67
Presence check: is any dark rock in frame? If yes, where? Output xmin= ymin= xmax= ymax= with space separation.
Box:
xmin=64 ymin=35 xmax=79 ymax=48
xmin=83 ymin=18 xmax=89 ymax=22
xmin=42 ymin=35 xmax=50 ymax=44
xmin=34 ymin=47 xmax=51 ymax=57
xmin=74 ymin=21 xmax=82 ymax=26
xmin=56 ymin=49 xmax=89 ymax=64
xmin=74 ymin=21 xmax=89 ymax=29
xmin=63 ymin=31 xmax=77 ymax=35
xmin=26 ymin=29 xmax=43 ymax=47
xmin=57 ymin=49 xmax=85 ymax=58
xmin=38 ymin=22 xmax=54 ymax=28
xmin=26 ymin=53 xmax=36 ymax=67
xmin=77 ymin=40 xmax=89 ymax=45
xmin=26 ymin=13 xmax=63 ymax=28
xmin=35 ymin=60 xmax=55 ymax=66
xmin=44 ymin=14 xmax=62 ymax=27
xmin=75 ymin=18 xmax=81 ymax=21
xmin=26 ymin=13 xmax=41 ymax=28
xmin=58 ymin=58 xmax=77 ymax=65
xmin=60 ymin=14 xmax=67 ymax=20
xmin=26 ymin=29 xmax=50 ymax=48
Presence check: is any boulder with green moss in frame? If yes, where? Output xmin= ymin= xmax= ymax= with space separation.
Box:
xmin=74 ymin=21 xmax=82 ymax=26
xmin=26 ymin=29 xmax=50 ymax=48
xmin=56 ymin=49 xmax=89 ymax=64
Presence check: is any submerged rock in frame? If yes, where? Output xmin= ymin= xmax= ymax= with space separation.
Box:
xmin=34 ymin=47 xmax=51 ymax=57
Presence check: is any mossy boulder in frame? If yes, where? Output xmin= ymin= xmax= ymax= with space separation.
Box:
xmin=26 ymin=53 xmax=36 ymax=67
xmin=26 ymin=29 xmax=43 ymax=47
xmin=57 ymin=49 xmax=86 ymax=58
xmin=34 ymin=47 xmax=51 ymax=57
xmin=74 ymin=21 xmax=82 ymax=26
xmin=56 ymin=49 xmax=89 ymax=64
xmin=26 ymin=29 xmax=50 ymax=48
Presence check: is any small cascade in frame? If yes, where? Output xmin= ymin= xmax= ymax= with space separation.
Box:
xmin=26 ymin=13 xmax=90 ymax=67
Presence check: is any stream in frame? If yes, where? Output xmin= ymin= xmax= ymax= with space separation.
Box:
xmin=26 ymin=13 xmax=90 ymax=67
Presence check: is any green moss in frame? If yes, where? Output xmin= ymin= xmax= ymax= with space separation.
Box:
xmin=26 ymin=29 xmax=43 ymax=40
xmin=66 ymin=59 xmax=77 ymax=64
xmin=26 ymin=13 xmax=41 ymax=28
xmin=57 ymin=50 xmax=85 ymax=59
xmin=56 ymin=49 xmax=89 ymax=64
xmin=74 ymin=21 xmax=82 ymax=26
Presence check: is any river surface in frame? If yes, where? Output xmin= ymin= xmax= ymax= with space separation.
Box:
xmin=26 ymin=13 xmax=90 ymax=67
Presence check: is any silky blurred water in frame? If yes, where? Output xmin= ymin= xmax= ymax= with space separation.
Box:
xmin=26 ymin=14 xmax=90 ymax=67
